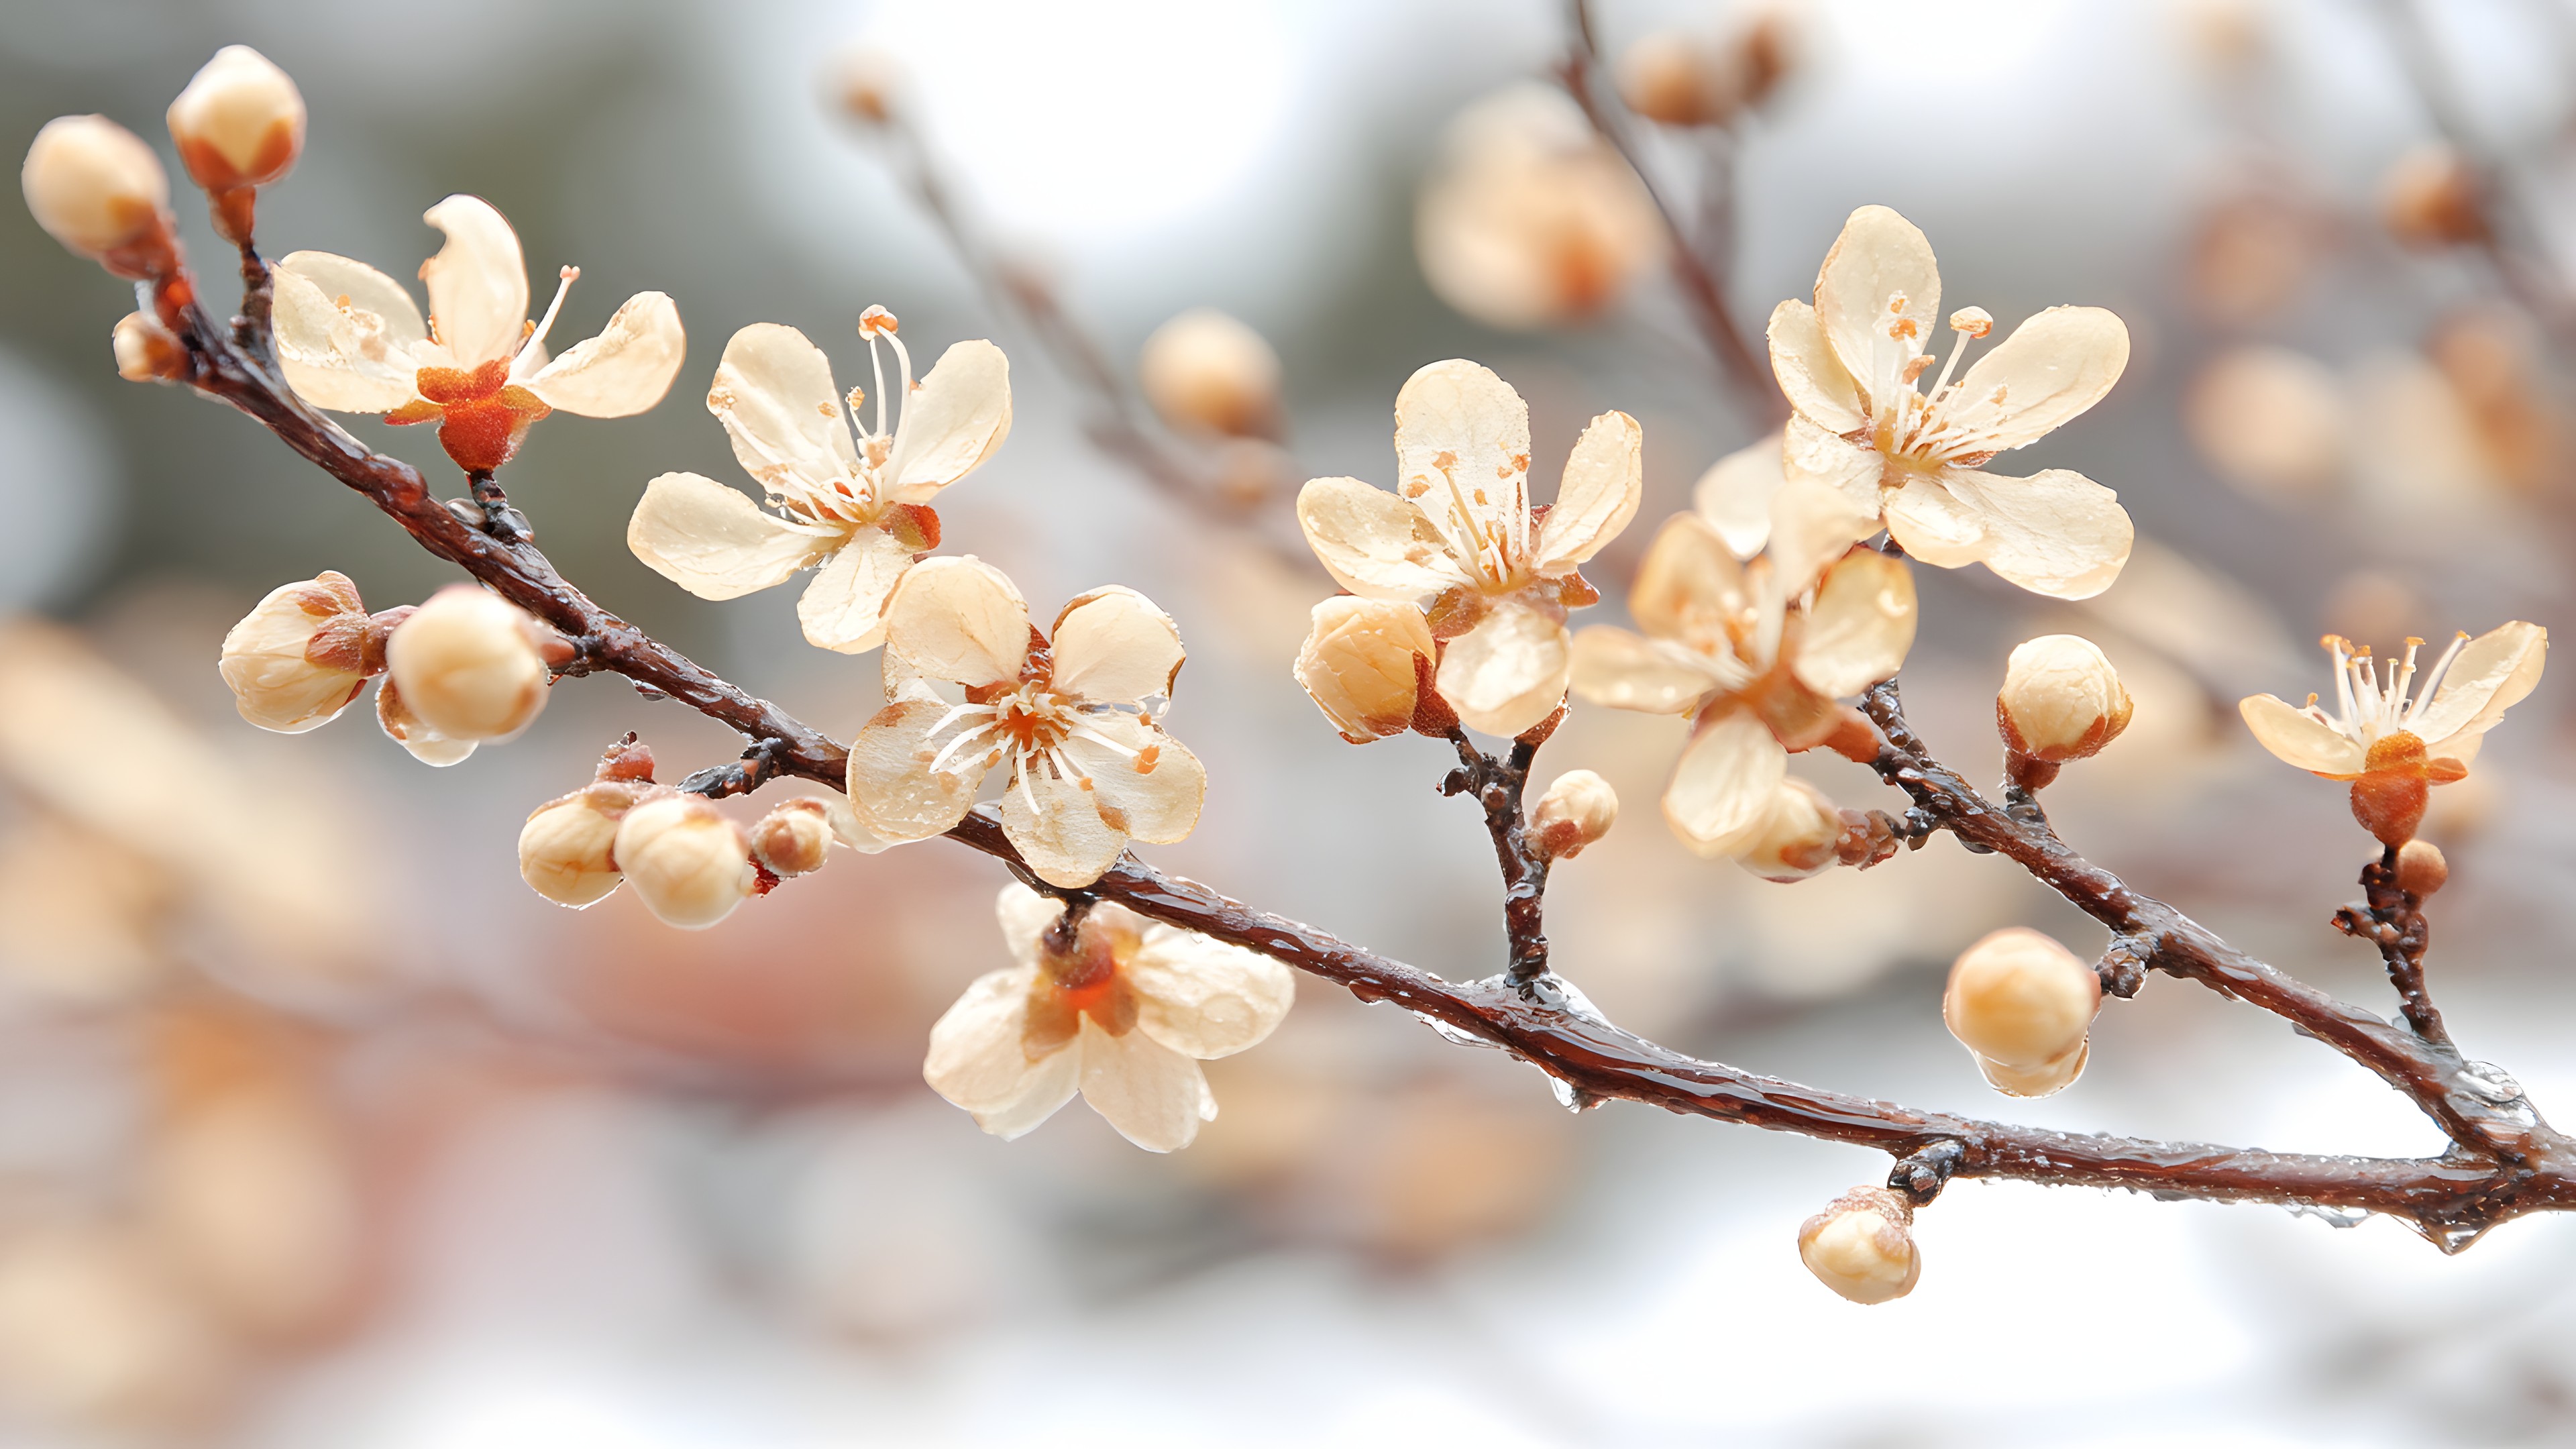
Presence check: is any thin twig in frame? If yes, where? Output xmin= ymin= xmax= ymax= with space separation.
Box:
xmin=1441 ymin=725 xmax=1553 ymax=987
xmin=2337 ymin=847 xmax=2447 ymax=1044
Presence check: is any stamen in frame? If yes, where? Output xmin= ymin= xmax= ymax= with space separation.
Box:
xmin=2402 ymin=631 xmax=2471 ymax=726
xmin=1016 ymin=751 xmax=1042 ymax=815
xmin=863 ymin=325 xmax=890 ymax=441
xmin=523 ymin=265 xmax=579 ymax=360
xmin=1068 ymin=721 xmax=1140 ymax=757
xmin=881 ymin=326 xmax=916 ymax=433
xmin=927 ymin=717 xmax=1000 ymax=775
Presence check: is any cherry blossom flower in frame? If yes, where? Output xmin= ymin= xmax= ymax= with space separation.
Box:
xmin=1570 ymin=479 xmax=1914 ymax=857
xmin=845 ymin=557 xmax=1201 ymax=888
xmin=1295 ymin=359 xmax=1641 ymax=737
xmin=627 ymin=309 xmax=1010 ymax=653
xmin=271 ymin=195 xmax=683 ymax=473
xmin=2240 ymin=623 xmax=2545 ymax=845
xmin=1768 ymin=205 xmax=2133 ymax=599
xmin=923 ymin=884 xmax=1293 ymax=1151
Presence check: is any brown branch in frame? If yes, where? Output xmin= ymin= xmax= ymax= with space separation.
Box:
xmin=1560 ymin=0 xmax=1786 ymax=427
xmin=1440 ymin=724 xmax=1553 ymax=987
xmin=133 ymin=236 xmax=2576 ymax=1250
xmin=2336 ymin=848 xmax=2447 ymax=1044
xmin=1862 ymin=680 xmax=2555 ymax=1167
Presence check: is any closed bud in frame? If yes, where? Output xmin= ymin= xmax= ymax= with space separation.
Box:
xmin=21 ymin=115 xmax=175 ymax=276
xmin=2396 ymin=839 xmax=2448 ymax=898
xmin=612 ymin=794 xmax=756 ymax=930
xmin=1529 ymin=769 xmax=1617 ymax=860
xmin=166 ymin=46 xmax=305 ymax=199
xmin=1293 ymin=596 xmax=1436 ymax=743
xmin=1996 ymin=634 xmax=2132 ymax=770
xmin=1735 ymin=777 xmax=1841 ymax=881
xmin=1796 ymin=1185 xmax=1920 ymax=1305
xmin=384 ymin=586 xmax=548 ymax=742
xmin=218 ymin=573 xmax=373 ymax=733
xmin=751 ymin=799 xmax=833 ymax=877
xmin=374 ymin=677 xmax=474 ymax=766
xmin=1139 ymin=308 xmax=1281 ymax=439
xmin=1945 ymin=927 xmax=2100 ymax=1092
xmin=111 ymin=311 xmax=186 ymax=382
xmin=2381 ymin=144 xmax=2485 ymax=250
xmin=519 ymin=782 xmax=649 ymax=908
xmin=1617 ymin=32 xmax=1726 ymax=126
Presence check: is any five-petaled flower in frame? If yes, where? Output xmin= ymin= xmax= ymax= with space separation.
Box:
xmin=2240 ymin=623 xmax=2546 ymax=846
xmin=845 ymin=556 xmax=1204 ymax=888
xmin=924 ymin=884 xmax=1293 ymax=1151
xmin=272 ymin=195 xmax=684 ymax=473
xmin=1769 ymin=205 xmax=2133 ymax=599
xmin=627 ymin=309 xmax=1011 ymax=653
xmin=1295 ymin=358 xmax=1642 ymax=737
xmin=1570 ymin=478 xmax=1915 ymax=858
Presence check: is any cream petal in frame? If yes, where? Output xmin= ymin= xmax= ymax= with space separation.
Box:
xmin=1813 ymin=205 xmax=1939 ymax=415
xmin=883 ymin=555 xmax=1030 ymax=688
xmin=1765 ymin=479 xmax=1881 ymax=600
xmin=1001 ymin=759 xmax=1128 ymax=888
xmin=1693 ymin=431 xmax=1789 ymax=558
xmin=2409 ymin=621 xmax=2547 ymax=749
xmin=626 ymin=472 xmax=845 ymax=601
xmin=1782 ymin=414 xmax=1886 ymax=517
xmin=796 ymin=525 xmax=914 ymax=654
xmin=707 ymin=323 xmax=863 ymax=498
xmin=1942 ymin=467 xmax=2134 ymax=600
xmin=1569 ymin=626 xmax=1727 ymax=714
xmin=419 ymin=195 xmax=527 ymax=368
xmin=1879 ymin=472 xmax=1989 ymax=568
xmin=1794 ymin=551 xmax=1917 ymax=698
xmin=1295 ymin=476 xmax=1468 ymax=600
xmin=1631 ymin=513 xmax=1747 ymax=647
xmin=883 ymin=339 xmax=1013 ymax=501
xmin=525 ymin=291 xmax=685 ymax=418
xmin=270 ymin=265 xmax=426 ymax=413
xmin=922 ymin=965 xmax=1051 ymax=1113
xmin=2239 ymin=694 xmax=2365 ymax=777
xmin=1534 ymin=409 xmax=1643 ymax=572
xmin=273 ymin=250 xmax=425 ymax=344
xmin=1933 ymin=305 xmax=2131 ymax=457
xmin=975 ymin=1049 xmax=1081 ymax=1140
xmin=1126 ymin=926 xmax=1294 ymax=1059
xmin=1051 ymin=587 xmax=1184 ymax=703
xmin=1664 ymin=706 xmax=1786 ymax=856
xmin=1393 ymin=359 xmax=1534 ymax=564
xmin=994 ymin=882 xmax=1064 ymax=972
xmin=1059 ymin=711 xmax=1203 ymax=845
xmin=1076 ymin=1021 xmax=1214 ymax=1152
xmin=845 ymin=696 xmax=987 ymax=841
xmin=1766 ymin=300 xmax=1867 ymax=435
xmin=1436 ymin=600 xmax=1570 ymax=738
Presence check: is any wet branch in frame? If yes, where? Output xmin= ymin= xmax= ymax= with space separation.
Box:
xmin=1441 ymin=725 xmax=1552 ymax=987
xmin=139 ymin=241 xmax=2576 ymax=1250
xmin=2337 ymin=848 xmax=2447 ymax=1044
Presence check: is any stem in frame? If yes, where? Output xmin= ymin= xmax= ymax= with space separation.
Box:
xmin=1443 ymin=727 xmax=1553 ymax=987
xmin=2338 ymin=847 xmax=2447 ymax=1044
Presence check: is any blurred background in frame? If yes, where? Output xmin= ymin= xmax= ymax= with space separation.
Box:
xmin=7 ymin=0 xmax=2576 ymax=1442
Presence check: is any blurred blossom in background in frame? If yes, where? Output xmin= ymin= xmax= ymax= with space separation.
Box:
xmin=6 ymin=0 xmax=2576 ymax=1443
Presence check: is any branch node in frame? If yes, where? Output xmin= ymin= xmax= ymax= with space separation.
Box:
xmin=1890 ymin=1139 xmax=1967 ymax=1205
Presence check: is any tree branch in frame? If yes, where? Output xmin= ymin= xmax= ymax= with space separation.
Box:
xmin=1441 ymin=724 xmax=1553 ymax=987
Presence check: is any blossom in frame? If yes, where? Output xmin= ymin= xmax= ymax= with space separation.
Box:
xmin=1768 ymin=205 xmax=2133 ymax=599
xmin=924 ymin=884 xmax=1293 ymax=1151
xmin=1570 ymin=478 xmax=1913 ymax=857
xmin=627 ymin=311 xmax=1010 ymax=653
xmin=845 ymin=557 xmax=1203 ymax=888
xmin=272 ymin=195 xmax=684 ymax=473
xmin=1293 ymin=596 xmax=1438 ymax=743
xmin=1296 ymin=359 xmax=1642 ymax=737
xmin=2239 ymin=624 xmax=2545 ymax=845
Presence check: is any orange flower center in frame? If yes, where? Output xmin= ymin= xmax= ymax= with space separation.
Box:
xmin=389 ymin=356 xmax=552 ymax=474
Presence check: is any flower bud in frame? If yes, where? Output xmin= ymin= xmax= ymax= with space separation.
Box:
xmin=612 ymin=794 xmax=756 ymax=930
xmin=1996 ymin=634 xmax=2132 ymax=768
xmin=2396 ymin=839 xmax=2448 ymax=898
xmin=1529 ymin=769 xmax=1617 ymax=859
xmin=21 ymin=115 xmax=174 ymax=275
xmin=1294 ymin=597 xmax=1436 ymax=743
xmin=1735 ymin=777 xmax=1841 ymax=882
xmin=166 ymin=46 xmax=305 ymax=195
xmin=1617 ymin=32 xmax=1726 ymax=126
xmin=374 ymin=677 xmax=474 ymax=766
xmin=218 ymin=573 xmax=374 ymax=733
xmin=1138 ymin=308 xmax=1281 ymax=439
xmin=2381 ymin=144 xmax=2485 ymax=250
xmin=111 ymin=311 xmax=186 ymax=383
xmin=751 ymin=799 xmax=834 ymax=877
xmin=1944 ymin=928 xmax=2100 ymax=1082
xmin=1796 ymin=1186 xmax=1920 ymax=1305
xmin=384 ymin=586 xmax=548 ymax=742
xmin=1974 ymin=1039 xmax=2088 ymax=1097
xmin=519 ymin=782 xmax=649 ymax=908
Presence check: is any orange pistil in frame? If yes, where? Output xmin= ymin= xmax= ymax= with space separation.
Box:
xmin=390 ymin=357 xmax=553 ymax=473
xmin=1022 ymin=916 xmax=1141 ymax=1053
xmin=2347 ymin=731 xmax=2471 ymax=847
